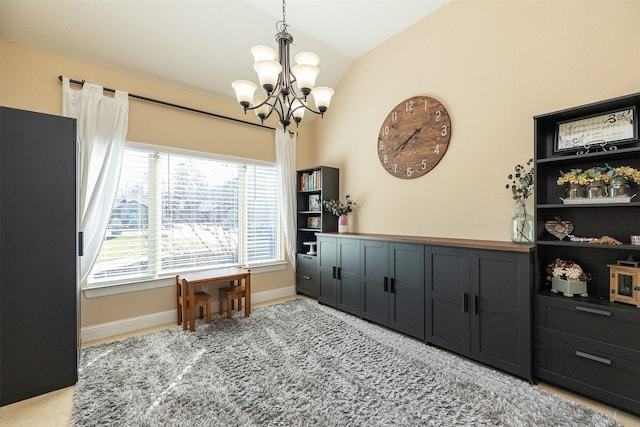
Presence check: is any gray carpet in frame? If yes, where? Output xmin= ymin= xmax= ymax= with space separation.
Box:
xmin=73 ymin=298 xmax=621 ymax=426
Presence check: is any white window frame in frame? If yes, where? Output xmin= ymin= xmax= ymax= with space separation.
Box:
xmin=83 ymin=141 xmax=286 ymax=298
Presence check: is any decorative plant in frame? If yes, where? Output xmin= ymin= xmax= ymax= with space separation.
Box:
xmin=505 ymin=158 xmax=534 ymax=204
xmin=322 ymin=195 xmax=356 ymax=216
xmin=546 ymin=258 xmax=589 ymax=283
xmin=557 ymin=168 xmax=589 ymax=186
xmin=582 ymin=166 xmax=611 ymax=184
xmin=605 ymin=164 xmax=640 ymax=183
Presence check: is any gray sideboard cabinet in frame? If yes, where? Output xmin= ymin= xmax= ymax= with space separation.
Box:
xmin=426 ymin=246 xmax=532 ymax=381
xmin=317 ymin=235 xmax=360 ymax=315
xmin=361 ymin=240 xmax=425 ymax=340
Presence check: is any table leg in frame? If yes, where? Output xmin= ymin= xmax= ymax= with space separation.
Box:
xmin=189 ymin=280 xmax=196 ymax=331
xmin=245 ymin=273 xmax=251 ymax=317
xmin=181 ymin=279 xmax=188 ymax=331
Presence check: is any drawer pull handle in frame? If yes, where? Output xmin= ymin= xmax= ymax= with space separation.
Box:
xmin=576 ymin=351 xmax=611 ymax=365
xmin=302 ymin=275 xmax=311 ymax=280
xmin=576 ymin=306 xmax=611 ymax=317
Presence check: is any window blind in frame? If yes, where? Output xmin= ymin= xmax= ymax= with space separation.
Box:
xmin=88 ymin=144 xmax=281 ymax=285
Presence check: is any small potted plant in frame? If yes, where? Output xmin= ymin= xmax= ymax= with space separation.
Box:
xmin=322 ymin=195 xmax=356 ymax=233
xmin=505 ymin=159 xmax=534 ymax=243
xmin=546 ymin=258 xmax=589 ymax=297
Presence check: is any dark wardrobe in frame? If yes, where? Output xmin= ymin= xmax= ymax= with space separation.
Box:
xmin=0 ymin=107 xmax=79 ymax=406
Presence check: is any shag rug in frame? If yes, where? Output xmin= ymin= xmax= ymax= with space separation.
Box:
xmin=73 ymin=298 xmax=621 ymax=426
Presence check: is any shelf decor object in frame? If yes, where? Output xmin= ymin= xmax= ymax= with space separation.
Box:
xmin=506 ymin=159 xmax=534 ymax=244
xmin=544 ymin=218 xmax=573 ymax=240
xmin=608 ymin=264 xmax=640 ymax=307
xmin=555 ymin=106 xmax=637 ymax=153
xmin=547 ymin=258 xmax=589 ymax=297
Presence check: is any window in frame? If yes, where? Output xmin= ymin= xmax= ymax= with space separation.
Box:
xmin=88 ymin=143 xmax=281 ymax=285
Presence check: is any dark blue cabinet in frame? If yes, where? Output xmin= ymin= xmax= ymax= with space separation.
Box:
xmin=318 ymin=235 xmax=360 ymax=315
xmin=0 ymin=107 xmax=79 ymax=406
xmin=426 ymin=246 xmax=532 ymax=380
xmin=361 ymin=240 xmax=424 ymax=340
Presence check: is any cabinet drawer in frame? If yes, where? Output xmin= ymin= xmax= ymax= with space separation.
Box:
xmin=535 ymin=335 xmax=640 ymax=411
xmin=297 ymin=269 xmax=319 ymax=295
xmin=534 ymin=294 xmax=640 ymax=352
xmin=297 ymin=253 xmax=318 ymax=272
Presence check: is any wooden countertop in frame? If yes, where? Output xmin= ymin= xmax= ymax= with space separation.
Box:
xmin=316 ymin=232 xmax=534 ymax=253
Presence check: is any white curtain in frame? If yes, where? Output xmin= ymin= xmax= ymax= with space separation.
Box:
xmin=62 ymin=77 xmax=129 ymax=283
xmin=275 ymin=129 xmax=297 ymax=271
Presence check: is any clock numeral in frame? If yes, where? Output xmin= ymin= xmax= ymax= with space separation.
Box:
xmin=434 ymin=144 xmax=440 ymax=155
xmin=391 ymin=111 xmax=397 ymax=122
xmin=421 ymin=159 xmax=427 ymax=170
xmin=435 ymin=110 xmax=441 ymax=122
xmin=405 ymin=100 xmax=414 ymax=112
xmin=379 ymin=140 xmax=384 ymax=150
xmin=383 ymin=154 xmax=388 ymax=164
xmin=392 ymin=164 xmax=398 ymax=173
xmin=441 ymin=125 xmax=448 ymax=136
xmin=382 ymin=126 xmax=390 ymax=136
xmin=406 ymin=167 xmax=413 ymax=177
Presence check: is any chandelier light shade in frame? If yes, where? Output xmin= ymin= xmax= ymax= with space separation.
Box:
xmin=231 ymin=0 xmax=335 ymax=129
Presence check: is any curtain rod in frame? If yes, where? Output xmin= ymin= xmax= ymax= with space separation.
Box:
xmin=58 ymin=75 xmax=276 ymax=132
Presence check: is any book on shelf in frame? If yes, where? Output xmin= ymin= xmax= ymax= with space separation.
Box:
xmin=300 ymin=170 xmax=321 ymax=191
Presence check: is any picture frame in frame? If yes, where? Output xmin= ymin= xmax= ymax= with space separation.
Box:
xmin=308 ymin=194 xmax=321 ymax=211
xmin=307 ymin=216 xmax=321 ymax=229
xmin=554 ymin=106 xmax=637 ymax=153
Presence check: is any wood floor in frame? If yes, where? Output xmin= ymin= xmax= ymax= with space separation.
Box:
xmin=1 ymin=296 xmax=639 ymax=427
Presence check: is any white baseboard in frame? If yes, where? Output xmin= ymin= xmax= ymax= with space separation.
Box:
xmin=80 ymin=285 xmax=297 ymax=343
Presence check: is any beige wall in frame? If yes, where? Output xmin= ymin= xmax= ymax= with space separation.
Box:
xmin=2 ymin=0 xmax=639 ymax=327
xmin=312 ymin=0 xmax=640 ymax=240
xmin=0 ymin=40 xmax=314 ymax=327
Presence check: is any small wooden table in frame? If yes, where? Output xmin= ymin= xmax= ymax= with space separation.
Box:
xmin=177 ymin=267 xmax=251 ymax=331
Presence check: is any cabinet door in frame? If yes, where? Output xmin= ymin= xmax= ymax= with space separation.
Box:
xmin=425 ymin=246 xmax=470 ymax=356
xmin=389 ymin=243 xmax=424 ymax=339
xmin=317 ymin=236 xmax=337 ymax=306
xmin=0 ymin=108 xmax=78 ymax=406
xmin=470 ymin=250 xmax=531 ymax=380
xmin=336 ymin=238 xmax=361 ymax=316
xmin=361 ymin=240 xmax=389 ymax=325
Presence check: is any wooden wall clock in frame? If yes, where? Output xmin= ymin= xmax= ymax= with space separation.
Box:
xmin=378 ymin=96 xmax=452 ymax=179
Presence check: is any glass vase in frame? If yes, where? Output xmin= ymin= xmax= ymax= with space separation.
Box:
xmin=567 ymin=183 xmax=586 ymax=199
xmin=511 ymin=202 xmax=534 ymax=244
xmin=608 ymin=176 xmax=631 ymax=197
xmin=587 ymin=181 xmax=607 ymax=198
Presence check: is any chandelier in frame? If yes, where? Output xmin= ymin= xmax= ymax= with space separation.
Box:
xmin=231 ymin=0 xmax=334 ymax=130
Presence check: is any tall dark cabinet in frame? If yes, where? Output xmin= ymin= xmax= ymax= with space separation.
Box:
xmin=295 ymin=166 xmax=339 ymax=298
xmin=533 ymin=93 xmax=640 ymax=415
xmin=0 ymin=107 xmax=79 ymax=406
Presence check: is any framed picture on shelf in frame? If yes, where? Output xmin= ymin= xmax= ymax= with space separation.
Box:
xmin=308 ymin=194 xmax=321 ymax=211
xmin=554 ymin=106 xmax=638 ymax=153
xmin=307 ymin=216 xmax=321 ymax=229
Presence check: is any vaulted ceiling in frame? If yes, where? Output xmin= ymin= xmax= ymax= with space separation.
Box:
xmin=0 ymin=0 xmax=448 ymax=101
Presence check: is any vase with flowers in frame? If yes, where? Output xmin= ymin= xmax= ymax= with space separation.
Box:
xmin=322 ymin=195 xmax=356 ymax=233
xmin=506 ymin=159 xmax=534 ymax=244
xmin=605 ymin=164 xmax=640 ymax=197
xmin=557 ymin=168 xmax=588 ymax=199
xmin=546 ymin=258 xmax=590 ymax=297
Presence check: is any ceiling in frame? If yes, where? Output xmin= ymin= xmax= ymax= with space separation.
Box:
xmin=0 ymin=0 xmax=448 ymax=102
